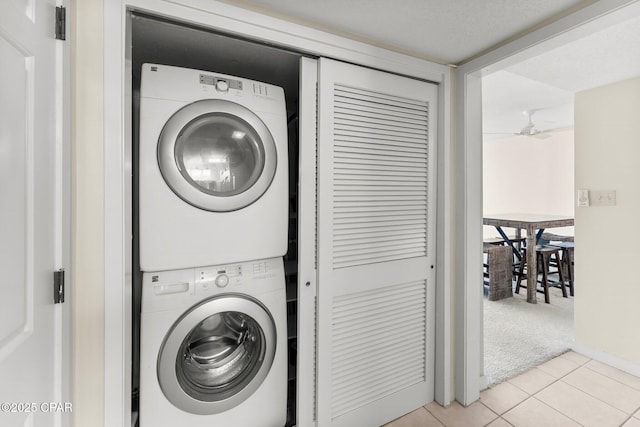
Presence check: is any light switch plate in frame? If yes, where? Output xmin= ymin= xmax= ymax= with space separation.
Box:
xmin=591 ymin=190 xmax=616 ymax=206
xmin=577 ymin=189 xmax=590 ymax=207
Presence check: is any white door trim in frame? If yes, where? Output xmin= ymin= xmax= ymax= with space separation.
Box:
xmin=103 ymin=1 xmax=452 ymax=425
xmin=454 ymin=0 xmax=640 ymax=405
xmin=57 ymin=1 xmax=72 ymax=424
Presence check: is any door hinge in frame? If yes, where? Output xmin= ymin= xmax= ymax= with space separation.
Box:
xmin=55 ymin=6 xmax=66 ymax=40
xmin=54 ymin=269 xmax=65 ymax=304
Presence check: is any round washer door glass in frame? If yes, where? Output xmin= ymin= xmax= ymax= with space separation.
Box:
xmin=157 ymin=295 xmax=276 ymax=415
xmin=158 ymin=99 xmax=277 ymax=212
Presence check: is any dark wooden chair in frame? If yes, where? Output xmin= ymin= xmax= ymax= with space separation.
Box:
xmin=548 ymin=241 xmax=575 ymax=297
xmin=515 ymin=246 xmax=566 ymax=304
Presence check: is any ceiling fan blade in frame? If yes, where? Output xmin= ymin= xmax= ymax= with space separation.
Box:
xmin=533 ymin=132 xmax=552 ymax=139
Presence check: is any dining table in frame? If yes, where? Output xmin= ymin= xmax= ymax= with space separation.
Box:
xmin=483 ymin=213 xmax=574 ymax=304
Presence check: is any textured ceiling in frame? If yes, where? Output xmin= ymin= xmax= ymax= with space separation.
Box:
xmin=482 ymin=71 xmax=574 ymax=138
xmin=223 ymin=0 xmax=594 ymax=64
xmin=483 ymin=11 xmax=640 ymax=138
xmin=504 ymin=14 xmax=640 ymax=93
xmin=222 ymin=0 xmax=639 ymax=137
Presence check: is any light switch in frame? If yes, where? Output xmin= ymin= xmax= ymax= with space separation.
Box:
xmin=591 ymin=190 xmax=616 ymax=206
xmin=577 ymin=189 xmax=589 ymax=207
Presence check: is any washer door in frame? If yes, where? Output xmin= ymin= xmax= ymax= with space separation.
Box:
xmin=157 ymin=294 xmax=277 ymax=415
xmin=158 ymin=99 xmax=277 ymax=212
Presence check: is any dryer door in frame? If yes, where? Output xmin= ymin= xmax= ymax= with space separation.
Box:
xmin=157 ymin=294 xmax=276 ymax=415
xmin=158 ymin=99 xmax=277 ymax=212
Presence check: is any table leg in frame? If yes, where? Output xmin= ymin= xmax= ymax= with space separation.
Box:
xmin=526 ymin=227 xmax=537 ymax=303
xmin=494 ymin=226 xmax=521 ymax=260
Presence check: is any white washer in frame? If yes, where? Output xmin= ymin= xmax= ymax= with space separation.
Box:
xmin=139 ymin=257 xmax=287 ymax=427
xmin=139 ymin=63 xmax=288 ymax=271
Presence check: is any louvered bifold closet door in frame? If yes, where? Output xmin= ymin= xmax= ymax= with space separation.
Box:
xmin=317 ymin=58 xmax=437 ymax=427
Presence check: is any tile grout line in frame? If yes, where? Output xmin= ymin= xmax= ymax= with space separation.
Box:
xmin=423 ymin=404 xmax=446 ymax=426
xmin=549 ymin=365 xmax=631 ymax=424
xmin=506 ymin=366 xmax=565 ymax=396
xmin=479 ymin=399 xmax=501 ymax=421
xmin=528 ymin=395 xmax=587 ymax=426
xmin=497 ymin=416 xmax=516 ymax=427
xmin=422 ymin=357 xmax=640 ymax=427
xmin=582 ymin=362 xmax=640 ymax=393
xmin=557 ymin=367 xmax=640 ymax=417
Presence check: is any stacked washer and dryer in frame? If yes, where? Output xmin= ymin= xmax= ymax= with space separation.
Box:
xmin=138 ymin=64 xmax=289 ymax=427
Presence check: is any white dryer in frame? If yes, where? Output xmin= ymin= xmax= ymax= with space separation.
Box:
xmin=139 ymin=63 xmax=288 ymax=271
xmin=139 ymin=257 xmax=287 ymax=427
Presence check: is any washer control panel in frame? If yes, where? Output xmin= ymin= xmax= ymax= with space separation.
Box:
xmin=197 ymin=264 xmax=243 ymax=294
xmin=142 ymin=257 xmax=285 ymax=312
xmin=194 ymin=258 xmax=282 ymax=296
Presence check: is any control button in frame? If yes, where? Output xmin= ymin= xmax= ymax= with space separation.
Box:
xmin=215 ymin=274 xmax=230 ymax=288
xmin=216 ymin=80 xmax=229 ymax=92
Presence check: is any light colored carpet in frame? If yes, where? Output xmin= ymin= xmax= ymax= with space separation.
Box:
xmin=483 ymin=284 xmax=574 ymax=385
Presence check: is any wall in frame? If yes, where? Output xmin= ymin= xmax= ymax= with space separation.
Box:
xmin=483 ymin=129 xmax=575 ymax=237
xmin=574 ymin=76 xmax=640 ymax=365
xmin=71 ymin=0 xmax=105 ymax=425
xmin=78 ymin=1 xmax=455 ymax=424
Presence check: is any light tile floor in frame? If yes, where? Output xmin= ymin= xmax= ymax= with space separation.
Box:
xmin=385 ymin=351 xmax=640 ymax=427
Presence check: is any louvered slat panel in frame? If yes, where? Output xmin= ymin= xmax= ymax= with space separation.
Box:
xmin=335 ymin=116 xmax=427 ymax=134
xmin=333 ymin=212 xmax=425 ymax=221
xmin=334 ymin=138 xmax=427 ymax=155
xmin=334 ymin=107 xmax=427 ymax=129
xmin=333 ymin=368 xmax=425 ymax=418
xmin=334 ymin=86 xmax=428 ymax=111
xmin=335 ymin=124 xmax=426 ymax=142
xmin=334 ymin=203 xmax=426 ymax=212
xmin=333 ymin=102 xmax=428 ymax=123
xmin=333 ymin=249 xmax=427 ymax=269
xmin=333 ymin=232 xmax=425 ymax=246
xmin=334 ymin=156 xmax=426 ymax=169
xmin=331 ymin=280 xmax=427 ymax=418
xmin=334 ymin=82 xmax=426 ymax=233
xmin=333 ymin=323 xmax=426 ymax=359
xmin=332 ymin=163 xmax=425 ymax=174
xmin=335 ymin=120 xmax=427 ymax=138
xmin=335 ymin=130 xmax=429 ymax=147
xmin=334 ymin=145 xmax=427 ymax=160
xmin=334 ymin=222 xmax=425 ymax=233
xmin=335 ymin=104 xmax=427 ymax=124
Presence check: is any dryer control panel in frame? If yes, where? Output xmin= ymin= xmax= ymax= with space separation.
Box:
xmin=199 ymin=73 xmax=242 ymax=92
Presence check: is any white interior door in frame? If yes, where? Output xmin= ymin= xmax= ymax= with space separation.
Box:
xmin=316 ymin=58 xmax=437 ymax=427
xmin=0 ymin=1 xmax=68 ymax=426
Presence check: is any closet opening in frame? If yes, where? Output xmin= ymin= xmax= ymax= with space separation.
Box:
xmin=129 ymin=12 xmax=307 ymax=426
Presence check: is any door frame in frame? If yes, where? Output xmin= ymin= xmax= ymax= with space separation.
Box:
xmin=103 ymin=1 xmax=452 ymax=425
xmin=453 ymin=0 xmax=640 ymax=405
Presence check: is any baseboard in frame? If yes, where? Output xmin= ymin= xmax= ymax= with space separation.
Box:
xmin=479 ymin=375 xmax=490 ymax=391
xmin=572 ymin=342 xmax=640 ymax=377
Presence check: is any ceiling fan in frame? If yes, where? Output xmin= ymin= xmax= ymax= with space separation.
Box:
xmin=514 ymin=109 xmax=552 ymax=139
xmin=483 ymin=108 xmax=554 ymax=140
